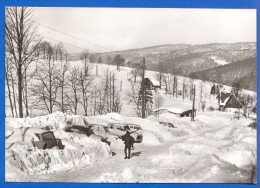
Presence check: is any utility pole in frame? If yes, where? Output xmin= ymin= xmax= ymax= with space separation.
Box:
xmin=175 ymin=76 xmax=178 ymax=98
xmin=141 ymin=57 xmax=146 ymax=119
xmin=199 ymin=84 xmax=202 ymax=111
xmin=191 ymin=85 xmax=196 ymax=121
xmin=238 ymin=92 xmax=240 ymax=120
xmin=182 ymin=79 xmax=185 ymax=102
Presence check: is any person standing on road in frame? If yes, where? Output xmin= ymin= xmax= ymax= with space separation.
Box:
xmin=122 ymin=131 xmax=135 ymax=159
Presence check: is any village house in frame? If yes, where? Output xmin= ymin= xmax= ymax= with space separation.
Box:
xmin=219 ymin=92 xmax=243 ymax=110
xmin=144 ymin=78 xmax=161 ymax=90
xmin=152 ymin=104 xmax=196 ymax=118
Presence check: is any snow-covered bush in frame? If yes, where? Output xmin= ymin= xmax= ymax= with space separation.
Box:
xmin=208 ymin=106 xmax=216 ymax=112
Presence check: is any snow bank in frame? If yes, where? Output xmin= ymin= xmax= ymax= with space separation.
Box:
xmin=6 ymin=139 xmax=111 ymax=182
xmin=5 ymin=111 xmax=256 ymax=183
xmin=98 ymin=168 xmax=134 ymax=183
xmin=5 ymin=112 xmax=112 ymax=182
xmin=89 ymin=113 xmax=177 ymax=145
xmin=149 ymin=112 xmax=256 ymax=183
xmin=10 ymin=111 xmax=70 ymax=130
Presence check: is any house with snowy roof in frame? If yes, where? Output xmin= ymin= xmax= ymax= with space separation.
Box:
xmin=219 ymin=93 xmax=242 ymax=109
xmin=144 ymin=78 xmax=161 ymax=90
xmin=153 ymin=103 xmax=196 ymax=117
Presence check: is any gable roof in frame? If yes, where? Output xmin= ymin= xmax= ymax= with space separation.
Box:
xmin=220 ymin=92 xmax=231 ymax=106
xmin=220 ymin=93 xmax=243 ymax=108
xmin=145 ymin=77 xmax=160 ymax=87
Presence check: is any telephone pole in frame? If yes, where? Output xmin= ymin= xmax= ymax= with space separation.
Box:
xmin=191 ymin=85 xmax=196 ymax=121
xmin=141 ymin=57 xmax=146 ymax=118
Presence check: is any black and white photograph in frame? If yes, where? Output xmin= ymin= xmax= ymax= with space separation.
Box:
xmin=5 ymin=7 xmax=257 ymax=183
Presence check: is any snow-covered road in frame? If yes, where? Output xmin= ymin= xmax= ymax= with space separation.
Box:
xmin=18 ymin=113 xmax=256 ymax=183
xmin=22 ymin=141 xmax=173 ymax=182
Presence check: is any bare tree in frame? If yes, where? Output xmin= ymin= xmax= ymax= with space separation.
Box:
xmin=190 ymin=79 xmax=194 ymax=101
xmin=5 ymin=7 xmax=41 ymax=117
xmin=5 ymin=56 xmax=14 ymax=117
xmin=141 ymin=58 xmax=146 ymax=118
xmin=53 ymin=44 xmax=59 ymax=61
xmin=56 ymin=42 xmax=65 ymax=62
xmin=162 ymin=75 xmax=168 ymax=94
xmin=39 ymin=41 xmax=50 ymax=59
xmin=31 ymin=43 xmax=59 ymax=114
xmin=97 ymin=85 xmax=105 ymax=115
xmin=111 ymin=74 xmax=122 ymax=113
xmin=22 ymin=62 xmax=37 ymax=116
xmin=173 ymin=75 xmax=178 ymax=98
xmin=154 ymin=93 xmax=164 ymax=116
xmin=126 ymin=81 xmax=142 ymax=117
xmin=56 ymin=59 xmax=70 ymax=113
xmin=129 ymin=68 xmax=142 ymax=83
xmin=182 ymin=79 xmax=186 ymax=102
xmin=112 ymin=54 xmax=125 ymax=72
xmin=9 ymin=60 xmax=19 ymax=117
xmin=94 ymin=71 xmax=122 ymax=115
xmin=155 ymin=72 xmax=163 ymax=88
xmin=66 ymin=67 xmax=81 ymax=115
xmin=78 ymin=67 xmax=92 ymax=116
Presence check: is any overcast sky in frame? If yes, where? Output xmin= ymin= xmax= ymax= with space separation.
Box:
xmin=32 ymin=8 xmax=256 ymax=53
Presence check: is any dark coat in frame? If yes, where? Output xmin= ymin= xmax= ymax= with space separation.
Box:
xmin=122 ymin=134 xmax=135 ymax=146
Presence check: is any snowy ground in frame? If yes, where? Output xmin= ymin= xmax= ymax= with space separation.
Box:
xmin=5 ymin=111 xmax=256 ymax=183
xmin=210 ymin=56 xmax=230 ymax=65
xmin=5 ymin=61 xmax=257 ymax=183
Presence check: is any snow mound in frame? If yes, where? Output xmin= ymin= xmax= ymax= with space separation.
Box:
xmin=92 ymin=113 xmax=177 ymax=145
xmin=6 ymin=140 xmax=111 ymax=181
xmin=12 ymin=111 xmax=71 ymax=130
xmin=98 ymin=168 xmax=134 ymax=183
xmin=5 ymin=112 xmax=112 ymax=182
xmin=149 ymin=112 xmax=256 ymax=183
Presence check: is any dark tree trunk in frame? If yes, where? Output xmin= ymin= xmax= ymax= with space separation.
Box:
xmin=191 ymin=86 xmax=196 ymax=121
xmin=49 ymin=56 xmax=52 ymax=113
xmin=141 ymin=58 xmax=145 ymax=119
xmin=17 ymin=64 xmax=23 ymax=117
xmin=5 ymin=64 xmax=14 ymax=117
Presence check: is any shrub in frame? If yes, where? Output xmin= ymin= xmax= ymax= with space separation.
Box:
xmin=208 ymin=106 xmax=215 ymax=112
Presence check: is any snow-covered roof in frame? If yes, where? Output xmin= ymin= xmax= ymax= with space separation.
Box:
xmin=150 ymin=79 xmax=160 ymax=87
xmin=220 ymin=93 xmax=242 ymax=108
xmin=145 ymin=77 xmax=160 ymax=87
xmin=219 ymin=86 xmax=232 ymax=94
xmin=156 ymin=103 xmax=194 ymax=114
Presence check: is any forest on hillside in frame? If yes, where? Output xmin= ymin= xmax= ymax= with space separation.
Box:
xmin=189 ymin=57 xmax=257 ymax=91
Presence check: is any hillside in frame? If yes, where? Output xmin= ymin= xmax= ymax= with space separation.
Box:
xmin=189 ymin=57 xmax=257 ymax=91
xmin=5 ymin=60 xmax=256 ymax=118
xmin=85 ymin=42 xmax=256 ymax=91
